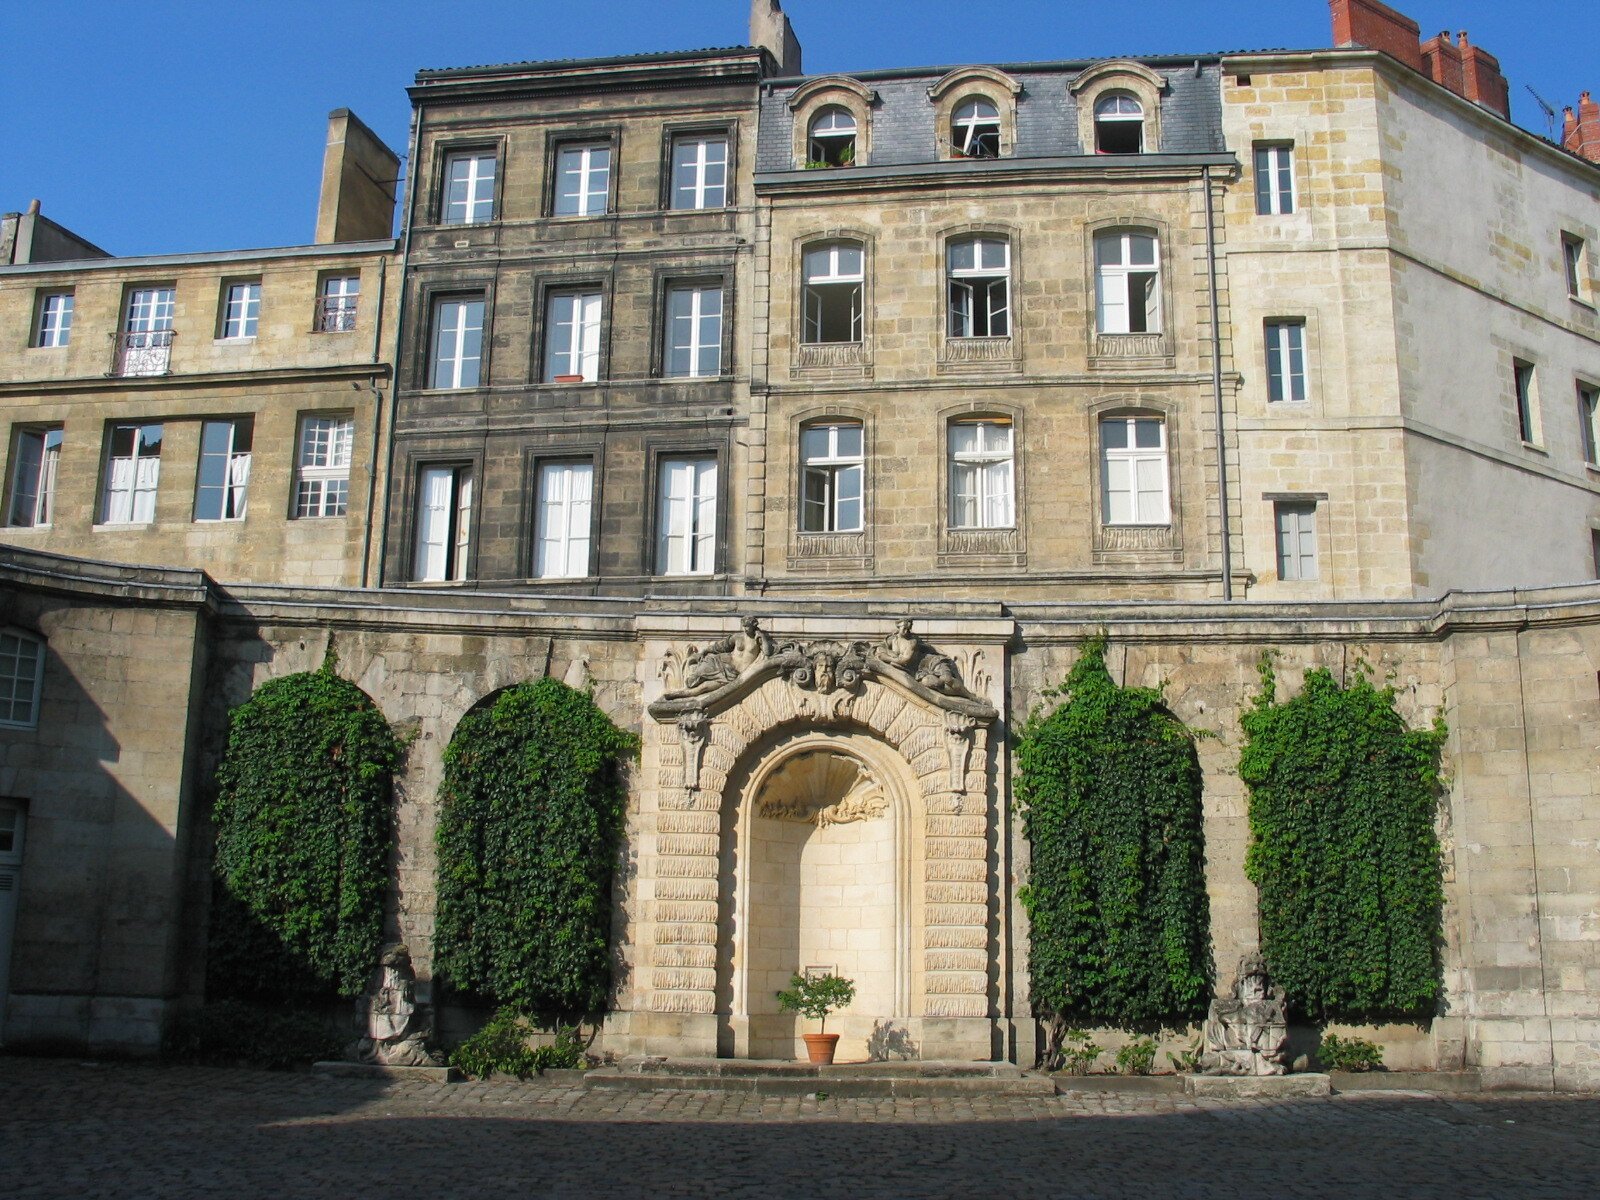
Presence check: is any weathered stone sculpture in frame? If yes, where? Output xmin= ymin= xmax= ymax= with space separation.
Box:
xmin=347 ymin=943 xmax=442 ymax=1068
xmin=671 ymin=615 xmax=772 ymax=697
xmin=1199 ymin=954 xmax=1290 ymax=1077
xmin=871 ymin=619 xmax=975 ymax=699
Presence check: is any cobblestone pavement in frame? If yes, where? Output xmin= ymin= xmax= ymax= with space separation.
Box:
xmin=5 ymin=1057 xmax=1599 ymax=1199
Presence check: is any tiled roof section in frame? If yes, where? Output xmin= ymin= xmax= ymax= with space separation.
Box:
xmin=415 ymin=45 xmax=754 ymax=80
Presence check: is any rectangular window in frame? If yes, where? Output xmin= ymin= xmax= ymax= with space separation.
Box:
xmin=34 ymin=292 xmax=73 ymax=348
xmin=1100 ymin=416 xmax=1169 ymax=525
xmin=7 ymin=426 xmax=62 ymax=528
xmin=554 ymin=143 xmax=611 ymax=217
xmin=101 ymin=422 xmax=163 ymax=524
xmin=295 ymin=415 xmax=354 ymax=518
xmin=1254 ymin=143 xmax=1295 ymax=215
xmin=1275 ymin=501 xmax=1319 ymax=581
xmin=118 ymin=287 xmax=175 ymax=376
xmin=1564 ymin=234 xmax=1589 ymax=302
xmin=430 ymin=296 xmax=484 ymax=389
xmin=1514 ymin=360 xmax=1539 ymax=444
xmin=1265 ymin=320 xmax=1308 ymax=402
xmin=1580 ymin=384 xmax=1600 ymax=467
xmin=949 ymin=419 xmax=1015 ymax=530
xmin=317 ymin=275 xmax=360 ymax=333
xmin=442 ymin=151 xmax=496 ymax=224
xmin=671 ymin=134 xmax=729 ymax=209
xmin=802 ymin=242 xmax=864 ymax=344
xmin=413 ymin=465 xmax=473 ymax=581
xmin=535 ymin=461 xmax=594 ymax=579
xmin=656 ymin=456 xmax=717 ymax=575
xmin=0 ymin=631 xmax=44 ymax=729
xmin=194 ymin=418 xmax=253 ymax=521
xmin=544 ymin=291 xmax=602 ymax=382
xmin=1094 ymin=232 xmax=1160 ymax=335
xmin=220 ymin=281 xmax=261 ymax=339
xmin=665 ymin=283 xmax=723 ymax=378
xmin=947 ymin=237 xmax=1011 ymax=338
xmin=801 ymin=422 xmax=864 ymax=533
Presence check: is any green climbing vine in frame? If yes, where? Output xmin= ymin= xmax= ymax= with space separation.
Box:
xmin=1017 ymin=635 xmax=1212 ymax=1047
xmin=1240 ymin=657 xmax=1446 ymax=1021
xmin=208 ymin=657 xmax=402 ymax=1001
xmin=432 ymin=678 xmax=637 ymax=1020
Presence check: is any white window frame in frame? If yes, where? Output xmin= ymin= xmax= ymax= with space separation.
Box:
xmin=1275 ymin=500 xmax=1319 ymax=582
xmin=7 ymin=426 xmax=61 ymax=528
xmin=545 ymin=291 xmax=603 ymax=382
xmin=294 ymin=415 xmax=354 ymax=519
xmin=100 ymin=422 xmax=163 ymax=525
xmin=948 ymin=419 xmax=1015 ymax=530
xmin=1254 ymin=143 xmax=1296 ymax=215
xmin=125 ymin=287 xmax=175 ymax=337
xmin=194 ymin=418 xmax=253 ymax=522
xmin=665 ymin=283 xmax=723 ymax=378
xmin=0 ymin=629 xmax=44 ymax=729
xmin=442 ymin=151 xmax=496 ymax=225
xmin=1094 ymin=93 xmax=1144 ymax=153
xmin=952 ymin=98 xmax=1001 ymax=158
xmin=656 ymin=456 xmax=717 ymax=576
xmin=554 ymin=143 xmax=612 ymax=217
xmin=1100 ymin=416 xmax=1170 ymax=526
xmin=671 ymin=134 xmax=729 ymax=209
xmin=802 ymin=241 xmax=864 ymax=344
xmin=430 ymin=296 xmax=484 ymax=390
xmin=534 ymin=460 xmax=594 ymax=579
xmin=1579 ymin=383 xmax=1600 ymax=468
xmin=318 ymin=275 xmax=360 ymax=333
xmin=34 ymin=292 xmax=73 ymax=348
xmin=1094 ymin=231 xmax=1161 ymax=335
xmin=413 ymin=464 xmax=474 ymax=582
xmin=807 ymin=107 xmax=857 ymax=167
xmin=948 ymin=237 xmax=1011 ymax=338
xmin=220 ymin=281 xmax=261 ymax=340
xmin=800 ymin=422 xmax=865 ymax=533
xmin=1265 ymin=320 xmax=1308 ymax=403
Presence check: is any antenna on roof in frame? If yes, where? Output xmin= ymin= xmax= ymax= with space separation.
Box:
xmin=1526 ymin=84 xmax=1558 ymax=139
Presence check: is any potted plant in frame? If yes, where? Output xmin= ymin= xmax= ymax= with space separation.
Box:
xmin=776 ymin=972 xmax=855 ymax=1065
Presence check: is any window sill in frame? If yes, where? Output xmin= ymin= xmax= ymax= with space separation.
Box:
xmin=291 ymin=514 xmax=348 ymax=521
xmin=1520 ymin=440 xmax=1549 ymax=456
xmin=214 ymin=337 xmax=257 ymax=345
xmin=193 ymin=518 xmax=247 ymax=525
xmin=26 ymin=345 xmax=68 ymax=352
xmin=1569 ymin=295 xmax=1595 ymax=313
xmin=92 ymin=522 xmax=155 ymax=532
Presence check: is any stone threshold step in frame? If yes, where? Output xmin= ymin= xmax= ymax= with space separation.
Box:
xmin=606 ymin=1056 xmax=1030 ymax=1080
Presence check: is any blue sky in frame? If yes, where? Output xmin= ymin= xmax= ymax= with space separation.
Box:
xmin=4 ymin=1 xmax=1594 ymax=257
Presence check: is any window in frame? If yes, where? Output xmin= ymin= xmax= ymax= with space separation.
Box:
xmin=1275 ymin=501 xmax=1318 ymax=582
xmin=1095 ymin=231 xmax=1160 ymax=334
xmin=656 ymin=456 xmax=717 ymax=575
xmin=429 ymin=296 xmax=484 ymax=389
xmin=441 ymin=151 xmax=496 ymax=224
xmin=952 ymin=98 xmax=1000 ymax=158
xmin=544 ymin=291 xmax=602 ymax=382
xmin=1580 ymin=384 xmax=1600 ymax=467
xmin=7 ymin=426 xmax=61 ymax=528
xmin=220 ymin=282 xmax=261 ymax=340
xmin=1100 ymin=416 xmax=1169 ymax=525
xmin=949 ymin=419 xmax=1014 ymax=529
xmin=1254 ymin=144 xmax=1295 ymax=215
xmin=33 ymin=293 xmax=72 ymax=348
xmin=1514 ymin=360 xmax=1539 ymax=444
xmin=665 ymin=283 xmax=723 ymax=378
xmin=671 ymin=134 xmax=729 ymax=209
xmin=1094 ymin=93 xmax=1143 ymax=154
xmin=194 ymin=418 xmax=253 ymax=521
xmin=101 ymin=423 xmax=163 ymax=524
xmin=554 ymin=143 xmax=611 ymax=216
xmin=535 ymin=461 xmax=593 ymax=579
xmin=1592 ymin=530 xmax=1600 ymax=579
xmin=802 ymin=242 xmax=864 ymax=344
xmin=1564 ymin=234 xmax=1588 ymax=302
xmin=947 ymin=237 xmax=1010 ymax=338
xmin=1265 ymin=320 xmax=1308 ymax=402
xmin=0 ymin=630 xmax=43 ymax=729
xmin=800 ymin=422 xmax=864 ymax=533
xmin=118 ymin=287 xmax=175 ymax=376
xmin=807 ymin=107 xmax=856 ymax=167
xmin=414 ymin=465 xmax=473 ymax=581
xmin=317 ymin=275 xmax=360 ymax=333
xmin=294 ymin=415 xmax=354 ymax=518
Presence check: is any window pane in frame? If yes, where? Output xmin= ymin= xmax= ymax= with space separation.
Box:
xmin=948 ymin=240 xmax=976 ymax=273
xmin=835 ymin=424 xmax=862 ymax=458
xmin=1133 ymin=419 xmax=1162 ymax=449
xmin=1128 ymin=235 xmax=1155 ymax=266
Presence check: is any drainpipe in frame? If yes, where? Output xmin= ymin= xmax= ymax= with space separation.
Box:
xmin=375 ymin=104 xmax=422 ymax=588
xmin=357 ymin=257 xmax=389 ymax=589
xmin=1203 ymin=164 xmax=1233 ymax=600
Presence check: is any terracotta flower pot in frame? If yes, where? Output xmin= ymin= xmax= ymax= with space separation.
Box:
xmin=552 ymin=374 xmax=585 ymax=383
xmin=803 ymin=1033 xmax=840 ymax=1065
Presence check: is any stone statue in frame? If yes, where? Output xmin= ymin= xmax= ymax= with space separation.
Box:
xmin=347 ymin=943 xmax=442 ymax=1068
xmin=1199 ymin=954 xmax=1290 ymax=1077
xmin=674 ymin=616 xmax=772 ymax=697
xmin=872 ymin=619 xmax=973 ymax=698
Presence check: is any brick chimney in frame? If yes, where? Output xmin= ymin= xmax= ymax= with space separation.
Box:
xmin=1457 ymin=32 xmax=1510 ymax=120
xmin=1420 ymin=30 xmax=1464 ymax=96
xmin=1331 ymin=4 xmax=1511 ymax=121
xmin=1330 ymin=0 xmax=1422 ymax=72
xmin=1564 ymin=92 xmax=1600 ymax=163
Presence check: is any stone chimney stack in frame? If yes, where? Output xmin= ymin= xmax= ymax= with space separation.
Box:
xmin=750 ymin=0 xmax=803 ymax=77
xmin=1564 ymin=91 xmax=1600 ymax=163
xmin=315 ymin=109 xmax=401 ymax=245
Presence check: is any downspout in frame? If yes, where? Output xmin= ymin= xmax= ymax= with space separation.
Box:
xmin=1203 ymin=164 xmax=1233 ymax=600
xmin=375 ymin=103 xmax=423 ymax=588
xmin=357 ymin=257 xmax=388 ymax=588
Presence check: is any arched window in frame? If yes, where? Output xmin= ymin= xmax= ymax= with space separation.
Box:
xmin=952 ymin=98 xmax=1000 ymax=158
xmin=802 ymin=241 xmax=864 ymax=344
xmin=1100 ymin=415 xmax=1168 ymax=525
xmin=800 ymin=421 xmax=864 ymax=533
xmin=1094 ymin=231 xmax=1161 ymax=334
xmin=808 ymin=107 xmax=857 ymax=167
xmin=0 ymin=628 xmax=45 ymax=729
xmin=947 ymin=237 xmax=1010 ymax=338
xmin=948 ymin=418 xmax=1014 ymax=530
xmin=1094 ymin=93 xmax=1144 ymax=154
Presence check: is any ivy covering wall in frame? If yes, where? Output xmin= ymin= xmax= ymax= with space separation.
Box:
xmin=208 ymin=662 xmax=401 ymax=1001
xmin=432 ymin=678 xmax=637 ymax=1019
xmin=1017 ymin=637 xmax=1211 ymax=1038
xmin=1241 ymin=660 xmax=1446 ymax=1021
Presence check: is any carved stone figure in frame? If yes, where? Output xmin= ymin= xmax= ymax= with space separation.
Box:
xmin=673 ymin=616 xmax=772 ymax=697
xmin=872 ymin=618 xmax=975 ymax=698
xmin=1199 ymin=954 xmax=1290 ymax=1077
xmin=347 ymin=943 xmax=442 ymax=1068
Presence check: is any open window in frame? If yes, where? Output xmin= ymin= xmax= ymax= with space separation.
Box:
xmin=807 ymin=107 xmax=857 ymax=168
xmin=800 ymin=422 xmax=864 ymax=533
xmin=414 ymin=464 xmax=473 ymax=582
xmin=1094 ymin=94 xmax=1144 ymax=154
xmin=952 ymin=98 xmax=1001 ymax=158
xmin=947 ymin=237 xmax=1010 ymax=338
xmin=1094 ymin=231 xmax=1161 ymax=334
xmin=802 ymin=241 xmax=864 ymax=344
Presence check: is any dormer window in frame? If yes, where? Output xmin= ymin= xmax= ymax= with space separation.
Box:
xmin=1095 ymin=94 xmax=1144 ymax=154
xmin=952 ymin=99 xmax=1001 ymax=159
xmin=808 ymin=107 xmax=857 ymax=168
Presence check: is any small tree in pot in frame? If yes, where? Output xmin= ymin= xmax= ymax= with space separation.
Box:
xmin=776 ymin=973 xmax=856 ymax=1065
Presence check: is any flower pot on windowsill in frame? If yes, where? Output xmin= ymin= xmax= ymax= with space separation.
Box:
xmin=803 ymin=1033 xmax=840 ymax=1066
xmin=552 ymin=374 xmax=586 ymax=384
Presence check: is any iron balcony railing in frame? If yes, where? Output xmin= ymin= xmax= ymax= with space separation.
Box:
xmin=315 ymin=297 xmax=358 ymax=333
xmin=110 ymin=330 xmax=174 ymax=377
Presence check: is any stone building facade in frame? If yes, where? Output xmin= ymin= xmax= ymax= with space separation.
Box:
xmin=1 ymin=0 xmax=1599 ymax=1090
